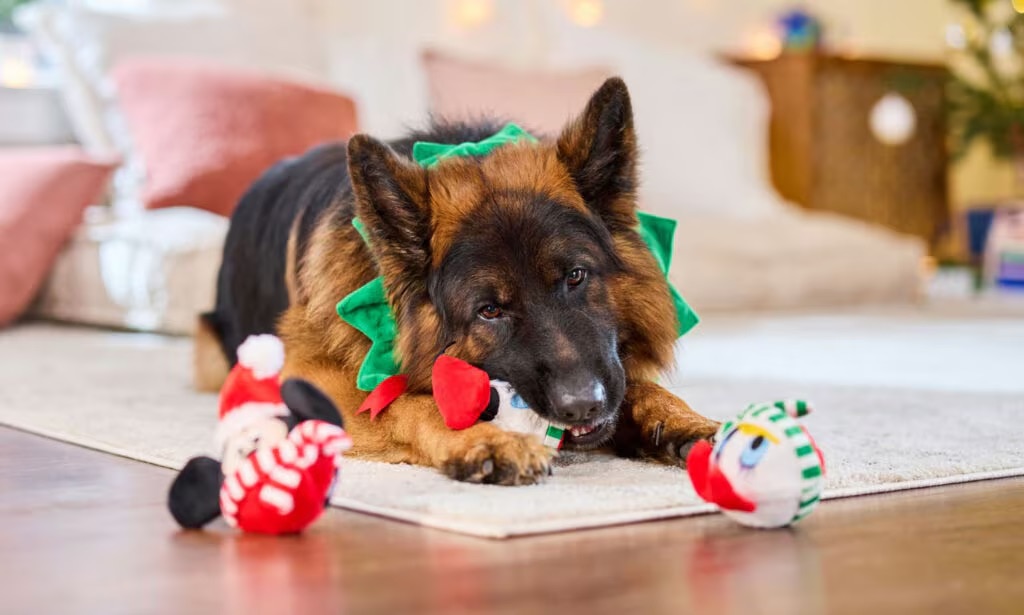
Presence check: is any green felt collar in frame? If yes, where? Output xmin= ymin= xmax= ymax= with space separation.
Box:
xmin=412 ymin=123 xmax=538 ymax=167
xmin=337 ymin=124 xmax=697 ymax=391
xmin=636 ymin=211 xmax=699 ymax=337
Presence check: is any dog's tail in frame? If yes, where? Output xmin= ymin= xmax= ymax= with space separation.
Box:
xmin=193 ymin=311 xmax=231 ymax=392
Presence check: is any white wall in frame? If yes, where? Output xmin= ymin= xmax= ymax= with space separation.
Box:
xmin=311 ymin=0 xmax=949 ymax=61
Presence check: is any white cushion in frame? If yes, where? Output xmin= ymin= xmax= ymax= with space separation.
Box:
xmin=671 ymin=207 xmax=927 ymax=312
xmin=537 ymin=29 xmax=782 ymax=219
xmin=33 ymin=207 xmax=228 ymax=335
xmin=314 ymin=0 xmax=430 ymax=139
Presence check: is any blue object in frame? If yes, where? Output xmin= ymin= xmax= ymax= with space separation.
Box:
xmin=996 ymin=251 xmax=1024 ymax=289
xmin=778 ymin=8 xmax=821 ymax=50
xmin=739 ymin=436 xmax=770 ymax=469
xmin=966 ymin=208 xmax=996 ymax=259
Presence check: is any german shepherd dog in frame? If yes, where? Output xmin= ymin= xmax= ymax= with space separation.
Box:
xmin=195 ymin=78 xmax=718 ymax=485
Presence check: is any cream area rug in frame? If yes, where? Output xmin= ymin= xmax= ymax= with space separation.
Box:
xmin=1 ymin=307 xmax=1022 ymax=538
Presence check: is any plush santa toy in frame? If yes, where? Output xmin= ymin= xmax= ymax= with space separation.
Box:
xmin=168 ymin=335 xmax=352 ymax=534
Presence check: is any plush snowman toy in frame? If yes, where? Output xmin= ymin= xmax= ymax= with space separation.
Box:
xmin=360 ymin=355 xmax=567 ymax=449
xmin=483 ymin=380 xmax=565 ymax=449
xmin=687 ymin=400 xmax=825 ymax=528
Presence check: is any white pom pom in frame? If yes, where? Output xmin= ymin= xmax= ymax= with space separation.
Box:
xmin=237 ymin=334 xmax=285 ymax=379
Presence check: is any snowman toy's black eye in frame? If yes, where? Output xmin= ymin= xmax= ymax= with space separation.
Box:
xmin=739 ymin=435 xmax=770 ymax=469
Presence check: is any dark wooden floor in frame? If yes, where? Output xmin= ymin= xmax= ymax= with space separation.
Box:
xmin=1 ymin=427 xmax=1021 ymax=615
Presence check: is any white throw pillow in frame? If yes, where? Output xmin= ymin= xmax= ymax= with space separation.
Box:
xmin=541 ymin=29 xmax=784 ymax=218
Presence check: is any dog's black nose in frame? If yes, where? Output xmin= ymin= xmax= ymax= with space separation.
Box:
xmin=551 ymin=377 xmax=606 ymax=423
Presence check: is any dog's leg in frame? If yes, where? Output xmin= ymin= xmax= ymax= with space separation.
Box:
xmin=193 ymin=313 xmax=230 ymax=392
xmin=281 ymin=360 xmax=554 ymax=486
xmin=612 ymin=380 xmax=719 ymax=466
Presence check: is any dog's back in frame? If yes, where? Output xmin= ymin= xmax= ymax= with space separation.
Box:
xmin=196 ymin=121 xmax=507 ymax=389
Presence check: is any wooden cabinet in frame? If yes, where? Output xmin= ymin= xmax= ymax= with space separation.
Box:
xmin=731 ymin=53 xmax=949 ymax=247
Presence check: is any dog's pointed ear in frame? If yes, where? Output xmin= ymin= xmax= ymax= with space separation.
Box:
xmin=280 ymin=378 xmax=344 ymax=428
xmin=557 ymin=77 xmax=638 ymax=231
xmin=347 ymin=135 xmax=430 ymax=280
xmin=168 ymin=456 xmax=223 ymax=529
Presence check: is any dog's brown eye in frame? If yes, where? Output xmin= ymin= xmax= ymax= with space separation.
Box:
xmin=567 ymin=267 xmax=587 ymax=288
xmin=478 ymin=304 xmax=503 ymax=320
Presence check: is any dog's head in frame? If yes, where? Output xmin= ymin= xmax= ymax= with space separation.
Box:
xmin=348 ymin=78 xmax=678 ymax=448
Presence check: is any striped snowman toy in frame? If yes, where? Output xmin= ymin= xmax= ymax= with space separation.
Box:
xmin=168 ymin=335 xmax=352 ymax=534
xmin=686 ymin=400 xmax=825 ymax=528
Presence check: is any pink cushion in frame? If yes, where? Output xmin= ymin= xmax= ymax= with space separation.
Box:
xmin=113 ymin=59 xmax=359 ymax=217
xmin=0 ymin=147 xmax=116 ymax=326
xmin=422 ymin=50 xmax=611 ymax=135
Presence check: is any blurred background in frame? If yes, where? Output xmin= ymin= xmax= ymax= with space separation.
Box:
xmin=2 ymin=0 xmax=1023 ymax=334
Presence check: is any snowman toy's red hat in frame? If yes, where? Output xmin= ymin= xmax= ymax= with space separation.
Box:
xmin=215 ymin=334 xmax=289 ymax=449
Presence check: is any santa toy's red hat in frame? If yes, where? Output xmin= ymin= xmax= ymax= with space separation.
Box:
xmin=216 ymin=334 xmax=289 ymax=448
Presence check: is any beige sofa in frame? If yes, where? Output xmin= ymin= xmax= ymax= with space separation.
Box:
xmin=23 ymin=1 xmax=925 ymax=335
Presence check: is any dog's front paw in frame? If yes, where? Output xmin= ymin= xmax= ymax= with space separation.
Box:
xmin=640 ymin=414 xmax=719 ymax=466
xmin=613 ymin=382 xmax=719 ymax=467
xmin=441 ymin=425 xmax=554 ymax=486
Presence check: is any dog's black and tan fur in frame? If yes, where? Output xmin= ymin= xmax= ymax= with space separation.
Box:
xmin=196 ymin=78 xmax=718 ymax=485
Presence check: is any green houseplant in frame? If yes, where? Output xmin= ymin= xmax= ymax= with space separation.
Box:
xmin=948 ymin=0 xmax=1024 ymax=189
xmin=1 ymin=0 xmax=32 ymax=32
